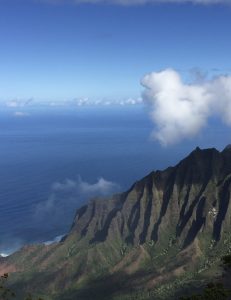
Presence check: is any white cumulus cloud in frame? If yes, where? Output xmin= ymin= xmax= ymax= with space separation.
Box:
xmin=141 ymin=69 xmax=231 ymax=145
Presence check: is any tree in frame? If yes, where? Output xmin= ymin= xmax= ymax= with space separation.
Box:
xmin=0 ymin=273 xmax=15 ymax=300
xmin=0 ymin=273 xmax=43 ymax=300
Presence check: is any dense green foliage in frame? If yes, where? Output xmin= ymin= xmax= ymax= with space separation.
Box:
xmin=179 ymin=283 xmax=231 ymax=300
xmin=1 ymin=254 xmax=231 ymax=300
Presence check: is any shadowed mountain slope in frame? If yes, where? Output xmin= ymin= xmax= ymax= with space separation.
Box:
xmin=1 ymin=147 xmax=231 ymax=300
xmin=67 ymin=146 xmax=231 ymax=247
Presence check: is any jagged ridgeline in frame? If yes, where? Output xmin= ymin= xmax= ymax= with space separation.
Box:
xmin=1 ymin=147 xmax=231 ymax=300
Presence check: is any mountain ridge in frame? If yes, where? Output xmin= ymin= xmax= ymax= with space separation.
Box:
xmin=1 ymin=146 xmax=231 ymax=299
xmin=66 ymin=146 xmax=230 ymax=248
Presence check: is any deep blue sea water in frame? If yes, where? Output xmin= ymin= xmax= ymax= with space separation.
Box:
xmin=0 ymin=105 xmax=229 ymax=255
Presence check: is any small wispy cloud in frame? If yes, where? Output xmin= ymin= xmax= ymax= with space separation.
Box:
xmin=37 ymin=0 xmax=231 ymax=5
xmin=1 ymin=97 xmax=142 ymax=108
xmin=141 ymin=68 xmax=231 ymax=146
xmin=119 ymin=97 xmax=143 ymax=106
xmin=0 ymin=177 xmax=119 ymax=255
xmin=48 ymin=97 xmax=142 ymax=107
xmin=43 ymin=234 xmax=65 ymax=245
xmin=34 ymin=176 xmax=120 ymax=232
xmin=13 ymin=111 xmax=30 ymax=117
xmin=51 ymin=176 xmax=119 ymax=196
xmin=6 ymin=98 xmax=33 ymax=108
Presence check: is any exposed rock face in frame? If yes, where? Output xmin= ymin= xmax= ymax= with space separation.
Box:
xmin=67 ymin=146 xmax=231 ymax=248
xmin=1 ymin=147 xmax=231 ymax=300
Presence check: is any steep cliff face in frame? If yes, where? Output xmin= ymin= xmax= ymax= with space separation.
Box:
xmin=1 ymin=147 xmax=231 ymax=300
xmin=67 ymin=146 xmax=231 ymax=249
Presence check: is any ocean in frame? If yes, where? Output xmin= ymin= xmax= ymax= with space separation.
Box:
xmin=0 ymin=105 xmax=227 ymax=255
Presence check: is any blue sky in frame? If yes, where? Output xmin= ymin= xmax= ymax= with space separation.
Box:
xmin=0 ymin=1 xmax=231 ymax=101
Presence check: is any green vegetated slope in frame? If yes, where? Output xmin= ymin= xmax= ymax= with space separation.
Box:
xmin=1 ymin=146 xmax=231 ymax=300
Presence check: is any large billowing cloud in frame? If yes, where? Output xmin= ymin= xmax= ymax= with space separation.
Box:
xmin=141 ymin=69 xmax=231 ymax=145
xmin=38 ymin=0 xmax=230 ymax=5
